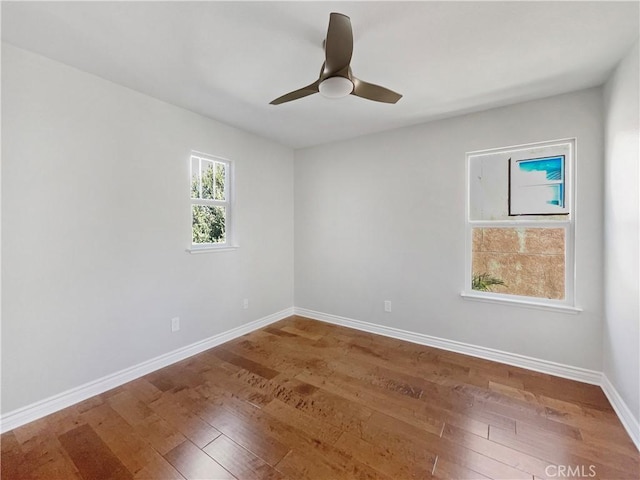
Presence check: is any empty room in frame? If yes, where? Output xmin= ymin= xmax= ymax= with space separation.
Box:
xmin=1 ymin=1 xmax=639 ymax=479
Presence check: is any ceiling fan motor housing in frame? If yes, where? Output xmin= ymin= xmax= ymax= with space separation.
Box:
xmin=319 ymin=76 xmax=354 ymax=98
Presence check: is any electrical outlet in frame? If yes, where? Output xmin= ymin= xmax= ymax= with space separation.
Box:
xmin=243 ymin=298 xmax=249 ymax=309
xmin=171 ymin=317 xmax=180 ymax=332
xmin=384 ymin=300 xmax=392 ymax=312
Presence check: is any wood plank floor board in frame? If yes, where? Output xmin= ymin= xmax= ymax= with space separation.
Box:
xmin=279 ymin=325 xmax=324 ymax=341
xmin=334 ymin=430 xmax=437 ymax=479
xmin=58 ymin=424 xmax=133 ymax=480
xmin=262 ymin=398 xmax=343 ymax=445
xmin=295 ymin=368 xmax=447 ymax=437
xmin=221 ymin=335 xmax=307 ymax=378
xmin=273 ymin=446 xmax=388 ymax=480
xmin=319 ymin=330 xmax=473 ymax=383
xmin=2 ymin=316 xmax=638 ymax=480
xmin=541 ymin=393 xmax=638 ymax=448
xmin=122 ymin=378 xmax=163 ymax=405
xmin=1 ymin=431 xmax=35 ymax=480
xmin=467 ymin=367 xmax=527 ymax=390
xmin=487 ymin=380 xmax=540 ymax=405
xmin=10 ymin=418 xmax=51 ymax=447
xmin=197 ymin=363 xmax=274 ymax=409
xmin=145 ymin=389 xmax=223 ymax=449
xmin=81 ymin=403 xmax=179 ymax=478
xmin=198 ymin=391 xmax=355 ymax=467
xmin=145 ymin=359 xmax=210 ymax=394
xmin=202 ymin=434 xmax=283 ymax=480
xmin=107 ymin=390 xmax=187 ymax=455
xmin=438 ymin=446 xmax=534 ymax=480
xmin=184 ymin=399 xmax=292 ymax=467
xmin=164 ymin=440 xmax=233 ymax=480
xmin=442 ymin=423 xmax=552 ymax=478
xmin=509 ymin=418 xmax=639 ymax=471
xmin=132 ymin=458 xmax=185 ymax=480
xmin=578 ymin=428 xmax=639 ymax=457
xmin=515 ymin=417 xmax=583 ymax=441
xmin=212 ymin=348 xmax=281 ymax=380
xmin=231 ymin=334 xmax=336 ymax=378
xmin=0 ymin=432 xmax=81 ymax=480
xmin=10 ymin=415 xmax=88 ymax=480
xmin=227 ymin=368 xmax=375 ymax=436
xmin=512 ymin=372 xmax=612 ymax=411
xmin=489 ymin=425 xmax=637 ymax=479
xmin=275 ymin=435 xmax=394 ymax=480
xmin=28 ymin=438 xmax=84 ymax=480
xmin=274 ymin=449 xmax=340 ymax=480
xmin=432 ymin=456 xmax=492 ymax=480
xmin=360 ymin=410 xmax=531 ymax=480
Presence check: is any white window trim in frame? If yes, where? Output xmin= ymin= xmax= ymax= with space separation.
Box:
xmin=186 ymin=245 xmax=239 ymax=254
xmin=187 ymin=151 xmax=237 ymax=253
xmin=462 ymin=138 xmax=580 ymax=313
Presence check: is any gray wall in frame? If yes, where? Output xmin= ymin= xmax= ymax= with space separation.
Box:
xmin=1 ymin=44 xmax=294 ymax=413
xmin=603 ymin=41 xmax=640 ymax=425
xmin=294 ymin=88 xmax=604 ymax=370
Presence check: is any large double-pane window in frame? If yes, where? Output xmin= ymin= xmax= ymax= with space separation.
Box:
xmin=464 ymin=139 xmax=578 ymax=311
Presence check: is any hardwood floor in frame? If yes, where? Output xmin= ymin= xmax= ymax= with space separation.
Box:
xmin=2 ymin=316 xmax=638 ymax=479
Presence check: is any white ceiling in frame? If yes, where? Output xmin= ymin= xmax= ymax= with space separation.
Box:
xmin=2 ymin=1 xmax=638 ymax=149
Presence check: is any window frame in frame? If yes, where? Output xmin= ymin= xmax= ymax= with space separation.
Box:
xmin=188 ymin=151 xmax=235 ymax=252
xmin=462 ymin=138 xmax=580 ymax=313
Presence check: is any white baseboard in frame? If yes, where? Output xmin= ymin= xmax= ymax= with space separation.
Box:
xmin=295 ymin=307 xmax=639 ymax=451
xmin=0 ymin=308 xmax=293 ymax=433
xmin=295 ymin=307 xmax=602 ymax=385
xmin=601 ymin=374 xmax=640 ymax=450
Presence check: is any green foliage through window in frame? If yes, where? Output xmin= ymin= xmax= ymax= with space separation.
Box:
xmin=191 ymin=156 xmax=228 ymax=244
xmin=472 ymin=273 xmax=507 ymax=292
xmin=192 ymin=205 xmax=225 ymax=244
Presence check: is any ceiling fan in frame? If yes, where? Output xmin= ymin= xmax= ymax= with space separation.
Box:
xmin=270 ymin=12 xmax=402 ymax=105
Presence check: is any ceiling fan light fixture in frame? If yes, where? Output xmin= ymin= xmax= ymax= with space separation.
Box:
xmin=269 ymin=13 xmax=402 ymax=105
xmin=318 ymin=76 xmax=353 ymax=98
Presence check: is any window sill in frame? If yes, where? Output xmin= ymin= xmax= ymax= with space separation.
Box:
xmin=460 ymin=292 xmax=582 ymax=314
xmin=186 ymin=245 xmax=239 ymax=254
